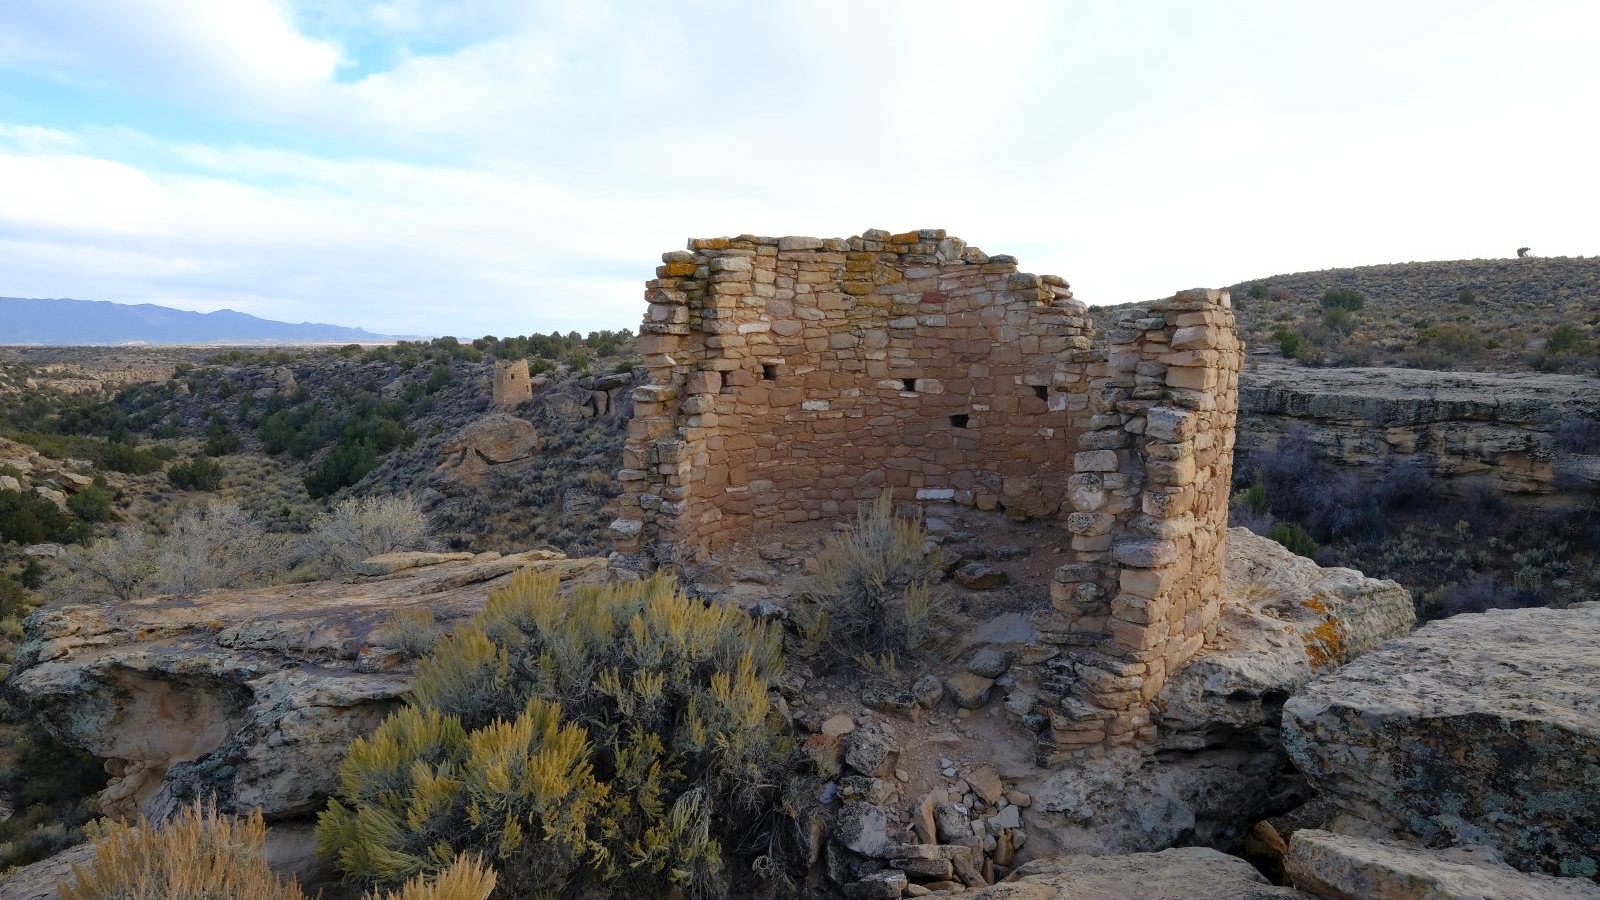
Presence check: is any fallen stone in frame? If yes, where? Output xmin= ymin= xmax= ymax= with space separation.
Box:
xmin=834 ymin=803 xmax=889 ymax=858
xmin=966 ymin=648 xmax=1013 ymax=679
xmin=954 ymin=563 xmax=1008 ymax=590
xmin=934 ymin=801 xmax=971 ymax=844
xmin=821 ymin=713 xmax=857 ymax=737
xmin=1287 ymin=829 xmax=1600 ymax=900
xmin=1283 ymin=605 xmax=1600 ymax=881
xmin=946 ymin=672 xmax=996 ymax=709
xmin=843 ymin=730 xmax=899 ymax=778
xmin=844 ymin=870 xmax=907 ymax=899
xmin=967 ymin=765 xmax=1004 ymax=806
xmin=913 ymin=673 xmax=943 ymax=709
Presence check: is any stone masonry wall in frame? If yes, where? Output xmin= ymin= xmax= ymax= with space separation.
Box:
xmin=491 ymin=358 xmax=532 ymax=409
xmin=612 ymin=231 xmax=1240 ymax=753
xmin=1036 ymin=292 xmax=1243 ymax=758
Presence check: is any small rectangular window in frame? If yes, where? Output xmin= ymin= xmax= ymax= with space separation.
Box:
xmin=902 ymin=378 xmax=917 ymax=391
xmin=950 ymin=413 xmax=970 ymax=429
xmin=762 ymin=364 xmax=778 ymax=381
xmin=1034 ymin=385 xmax=1048 ymax=400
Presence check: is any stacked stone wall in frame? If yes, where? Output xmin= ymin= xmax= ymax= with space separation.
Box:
xmin=613 ymin=231 xmax=1240 ymax=754
xmin=1037 ymin=291 xmax=1242 ymax=757
xmin=613 ymin=229 xmax=1091 ymax=553
xmin=491 ymin=358 xmax=532 ymax=408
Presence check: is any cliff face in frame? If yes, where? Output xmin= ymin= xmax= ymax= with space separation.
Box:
xmin=1238 ymin=360 xmax=1600 ymax=501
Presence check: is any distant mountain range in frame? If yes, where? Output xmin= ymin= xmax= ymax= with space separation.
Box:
xmin=0 ymin=297 xmax=411 ymax=345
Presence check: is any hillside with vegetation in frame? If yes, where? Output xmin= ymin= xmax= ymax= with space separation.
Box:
xmin=1093 ymin=255 xmax=1600 ymax=374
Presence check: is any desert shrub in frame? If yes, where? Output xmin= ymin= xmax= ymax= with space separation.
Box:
xmin=1320 ymin=287 xmax=1365 ymax=311
xmin=1415 ymin=323 xmax=1483 ymax=364
xmin=317 ymin=571 xmax=791 ymax=898
xmin=1273 ymin=327 xmax=1302 ymax=359
xmin=1247 ymin=282 xmax=1268 ymax=300
xmin=1547 ymin=323 xmax=1591 ymax=355
xmin=305 ymin=438 xmax=380 ymax=498
xmin=168 ymin=454 xmax=224 ymax=491
xmin=1457 ymin=287 xmax=1477 ymax=304
xmin=67 ymin=478 xmax=117 ymax=522
xmin=0 ymin=488 xmax=89 ymax=545
xmin=1267 ymin=285 xmax=1292 ymax=303
xmin=1268 ymin=521 xmax=1318 ymax=558
xmin=60 ymin=800 xmax=308 ymax=900
xmin=370 ymin=607 xmax=440 ymax=659
xmin=1424 ymin=574 xmax=1523 ymax=619
xmin=60 ymin=799 xmax=495 ymax=900
xmin=791 ymin=491 xmax=948 ymax=666
xmin=52 ymin=500 xmax=285 ymax=602
xmin=1555 ymin=414 xmax=1600 ymax=453
xmin=305 ymin=494 xmax=432 ymax=574
xmin=1321 ymin=306 xmax=1356 ymax=333
xmin=203 ymin=417 xmax=242 ymax=456
xmin=1241 ymin=472 xmax=1269 ymax=516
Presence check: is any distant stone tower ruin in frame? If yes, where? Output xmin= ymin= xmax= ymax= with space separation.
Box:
xmin=491 ymin=358 xmax=533 ymax=409
xmin=612 ymin=229 xmax=1241 ymax=754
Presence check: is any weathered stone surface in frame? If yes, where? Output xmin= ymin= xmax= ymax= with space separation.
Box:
xmin=1283 ymin=606 xmax=1600 ymax=881
xmin=1287 ymin=829 xmax=1600 ymax=899
xmin=946 ymin=672 xmax=996 ymax=709
xmin=435 ymin=412 xmax=539 ymax=481
xmin=844 ymin=870 xmax=908 ymax=899
xmin=834 ymin=803 xmax=890 ymax=858
xmin=967 ymin=848 xmax=1299 ymax=898
xmin=955 ymin=563 xmax=1010 ymax=591
xmin=9 ymin=552 xmax=606 ymax=821
xmin=1030 ymin=529 xmax=1414 ymax=854
xmin=0 ymin=841 xmax=97 ymax=900
xmin=350 ymin=550 xmax=476 ymax=576
xmin=966 ymin=647 xmax=1013 ymax=679
xmin=1240 ymin=360 xmax=1600 ymax=499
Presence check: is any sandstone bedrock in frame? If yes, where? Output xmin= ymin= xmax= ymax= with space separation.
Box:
xmin=1283 ymin=604 xmax=1600 ymax=882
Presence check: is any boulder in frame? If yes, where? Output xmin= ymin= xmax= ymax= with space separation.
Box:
xmin=0 ymin=474 xmax=21 ymax=492
xmin=946 ymin=672 xmax=996 ymax=709
xmin=1283 ymin=605 xmax=1600 ymax=881
xmin=1028 ymin=528 xmax=1414 ymax=855
xmin=0 ymin=841 xmax=98 ymax=900
xmin=1287 ymin=830 xmax=1600 ymax=899
xmin=967 ymin=848 xmax=1300 ymax=898
xmin=436 ymin=412 xmax=539 ymax=482
xmin=9 ymin=551 xmax=605 ymax=821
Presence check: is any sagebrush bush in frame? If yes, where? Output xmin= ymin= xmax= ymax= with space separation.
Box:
xmin=60 ymin=800 xmax=307 ymax=900
xmin=306 ymin=494 xmax=433 ymax=574
xmin=317 ymin=571 xmax=791 ymax=899
xmin=51 ymin=500 xmax=286 ymax=602
xmin=1268 ymin=521 xmax=1319 ymax=559
xmin=792 ymin=491 xmax=948 ymax=666
xmin=60 ymin=799 xmax=493 ymax=900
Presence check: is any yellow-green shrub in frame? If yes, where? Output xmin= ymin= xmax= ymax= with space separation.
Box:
xmin=792 ymin=491 xmax=947 ymax=665
xmin=317 ymin=572 xmax=789 ymax=899
xmin=59 ymin=799 xmax=493 ymax=900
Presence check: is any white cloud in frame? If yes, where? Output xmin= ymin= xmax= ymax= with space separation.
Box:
xmin=0 ymin=1 xmax=1596 ymax=335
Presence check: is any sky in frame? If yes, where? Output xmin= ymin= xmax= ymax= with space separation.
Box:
xmin=0 ymin=1 xmax=1597 ymax=338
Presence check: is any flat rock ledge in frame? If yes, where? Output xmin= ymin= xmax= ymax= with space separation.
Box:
xmin=969 ymin=847 xmax=1298 ymax=899
xmin=1287 ymin=829 xmax=1600 ymax=900
xmin=9 ymin=550 xmax=606 ymax=822
xmin=1283 ymin=605 xmax=1600 ymax=882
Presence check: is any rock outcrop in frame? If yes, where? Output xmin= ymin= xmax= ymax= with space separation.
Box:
xmin=1239 ymin=360 xmax=1600 ymax=499
xmin=970 ymin=848 xmax=1299 ymax=899
xmin=435 ymin=412 xmax=539 ymax=482
xmin=1026 ymin=528 xmax=1414 ymax=854
xmin=8 ymin=551 xmax=605 ymax=821
xmin=1283 ymin=605 xmax=1600 ymax=881
xmin=1286 ymin=830 xmax=1600 ymax=900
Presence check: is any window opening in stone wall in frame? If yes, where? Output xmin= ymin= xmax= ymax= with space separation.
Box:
xmin=1033 ymin=385 xmax=1048 ymax=400
xmin=762 ymin=364 xmax=778 ymax=381
xmin=902 ymin=378 xmax=917 ymax=392
xmin=950 ymin=413 xmax=970 ymax=429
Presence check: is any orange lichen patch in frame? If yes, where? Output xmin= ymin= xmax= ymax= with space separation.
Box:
xmin=1302 ymin=607 xmax=1349 ymax=671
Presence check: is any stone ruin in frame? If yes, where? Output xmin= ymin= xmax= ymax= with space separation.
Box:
xmin=491 ymin=357 xmax=533 ymax=408
xmin=611 ymin=229 xmax=1242 ymax=754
